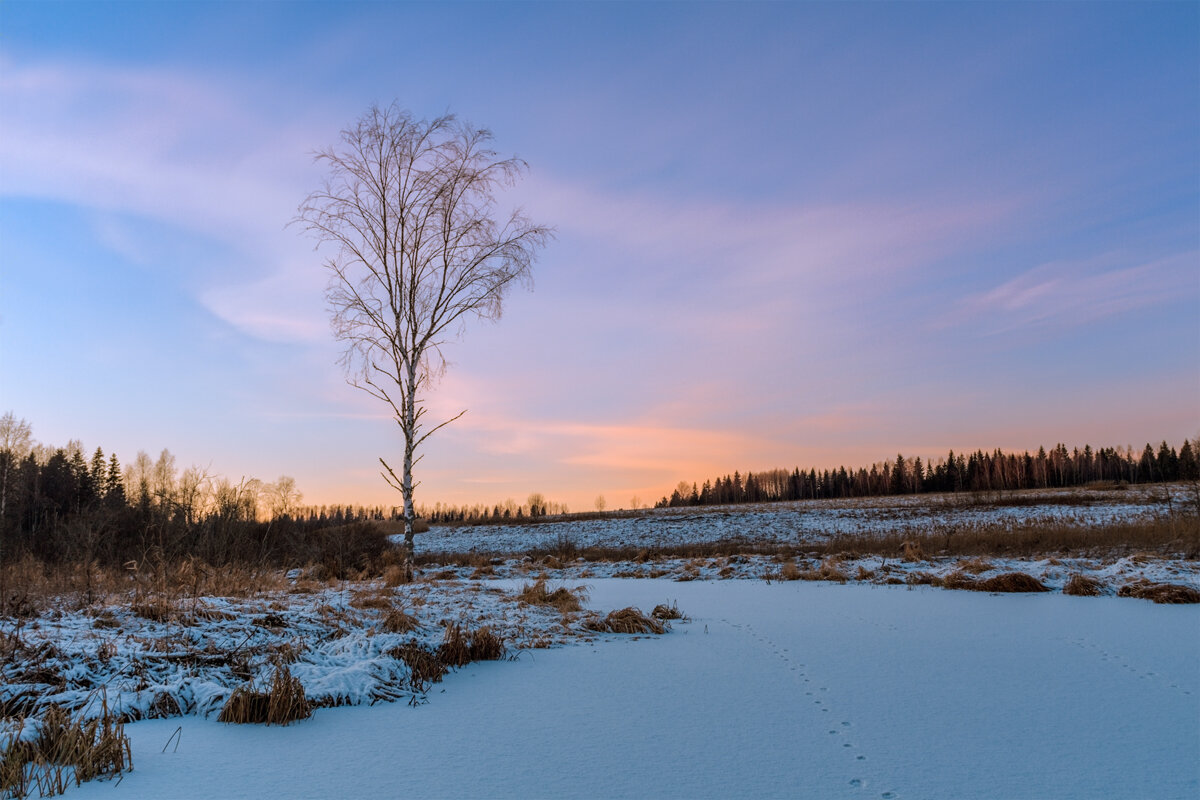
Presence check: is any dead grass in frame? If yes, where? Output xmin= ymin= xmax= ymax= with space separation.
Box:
xmin=941 ymin=571 xmax=1049 ymax=593
xmin=1117 ymin=580 xmax=1200 ymax=604
xmin=389 ymin=642 xmax=449 ymax=691
xmin=901 ymin=540 xmax=925 ymax=562
xmin=217 ymin=663 xmax=311 ymax=725
xmin=1 ymin=693 xmax=132 ymax=799
xmin=1063 ymin=574 xmax=1105 ymax=597
xmin=517 ymin=579 xmax=586 ymax=613
xmin=381 ymin=609 xmax=421 ymax=634
xmin=651 ymin=602 xmax=684 ymax=620
xmin=382 ymin=564 xmax=410 ymax=587
xmin=350 ymin=591 xmax=393 ymax=610
xmin=955 ymin=557 xmax=994 ymax=575
xmin=583 ymin=607 xmax=666 ymax=635
xmin=436 ymin=623 xmax=507 ymax=667
xmin=796 ymin=557 xmax=849 ymax=583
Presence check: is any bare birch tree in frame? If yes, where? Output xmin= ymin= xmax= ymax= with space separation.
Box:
xmin=296 ymin=104 xmax=551 ymax=578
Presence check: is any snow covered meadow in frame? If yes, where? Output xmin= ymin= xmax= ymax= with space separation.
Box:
xmin=4 ymin=486 xmax=1198 ymax=799
xmin=415 ymin=484 xmax=1175 ymax=554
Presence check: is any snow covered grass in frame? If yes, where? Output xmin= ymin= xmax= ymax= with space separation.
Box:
xmin=415 ymin=483 xmax=1187 ymax=555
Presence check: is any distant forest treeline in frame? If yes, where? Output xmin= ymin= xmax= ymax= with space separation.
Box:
xmin=0 ymin=414 xmax=394 ymax=571
xmin=654 ymin=440 xmax=1199 ymax=509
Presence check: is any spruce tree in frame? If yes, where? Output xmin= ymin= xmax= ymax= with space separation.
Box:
xmin=1179 ymin=440 xmax=1198 ymax=481
xmin=105 ymin=453 xmax=126 ymax=509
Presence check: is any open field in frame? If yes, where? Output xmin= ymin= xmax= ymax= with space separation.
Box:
xmin=413 ymin=484 xmax=1195 ymax=555
xmin=3 ymin=485 xmax=1197 ymax=798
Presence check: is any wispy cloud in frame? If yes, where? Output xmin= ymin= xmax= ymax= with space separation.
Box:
xmin=0 ymin=54 xmax=329 ymax=342
xmin=941 ymin=250 xmax=1198 ymax=334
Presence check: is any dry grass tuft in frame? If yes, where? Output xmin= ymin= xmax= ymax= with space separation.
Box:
xmin=796 ymin=557 xmax=849 ymax=583
xmin=1117 ymin=580 xmax=1200 ymax=604
xmin=382 ymin=564 xmax=410 ymax=587
xmin=218 ymin=664 xmax=311 ymax=725
xmin=517 ymin=579 xmax=586 ymax=613
xmin=2 ymin=694 xmax=133 ymax=798
xmin=389 ymin=642 xmax=449 ymax=690
xmin=976 ymin=572 xmax=1050 ymax=593
xmin=350 ymin=591 xmax=393 ymax=610
xmin=381 ymin=609 xmax=421 ymax=634
xmin=129 ymin=597 xmax=183 ymax=624
xmin=469 ymin=565 xmax=496 ymax=579
xmin=778 ymin=561 xmax=802 ymax=581
xmin=583 ymin=607 xmax=666 ymax=635
xmin=435 ymin=623 xmax=506 ymax=667
xmin=940 ymin=571 xmax=977 ymax=590
xmin=437 ymin=623 xmax=472 ymax=668
xmin=941 ymin=571 xmax=1049 ymax=593
xmin=901 ymin=540 xmax=925 ymax=562
xmin=651 ymin=602 xmax=684 ymax=620
xmin=1063 ymin=574 xmax=1105 ymax=597
xmin=956 ymin=557 xmax=994 ymax=575
xmin=467 ymin=627 xmax=505 ymax=661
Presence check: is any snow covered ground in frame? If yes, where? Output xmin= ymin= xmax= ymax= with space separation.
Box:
xmin=415 ymin=486 xmax=1175 ymax=555
xmin=71 ymin=579 xmax=1199 ymax=800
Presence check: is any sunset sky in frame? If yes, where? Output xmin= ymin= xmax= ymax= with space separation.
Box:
xmin=2 ymin=1 xmax=1197 ymax=512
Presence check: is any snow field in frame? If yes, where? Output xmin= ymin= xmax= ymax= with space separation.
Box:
xmin=414 ymin=487 xmax=1174 ymax=555
xmin=70 ymin=579 xmax=1199 ymax=800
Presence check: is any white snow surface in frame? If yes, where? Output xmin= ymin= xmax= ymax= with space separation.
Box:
xmin=413 ymin=487 xmax=1172 ymax=555
xmin=70 ymin=579 xmax=1199 ymax=800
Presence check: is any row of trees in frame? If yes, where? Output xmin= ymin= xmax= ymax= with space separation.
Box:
xmin=0 ymin=414 xmax=344 ymax=567
xmin=656 ymin=440 xmax=1200 ymax=508
xmin=415 ymin=493 xmax=569 ymax=524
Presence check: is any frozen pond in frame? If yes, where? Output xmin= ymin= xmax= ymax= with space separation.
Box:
xmin=75 ymin=579 xmax=1200 ymax=799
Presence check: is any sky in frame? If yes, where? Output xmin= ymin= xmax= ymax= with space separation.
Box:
xmin=1 ymin=1 xmax=1197 ymax=512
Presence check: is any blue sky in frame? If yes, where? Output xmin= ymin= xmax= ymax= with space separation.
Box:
xmin=1 ymin=1 xmax=1197 ymax=510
